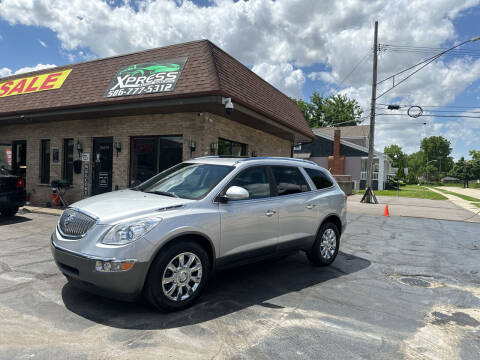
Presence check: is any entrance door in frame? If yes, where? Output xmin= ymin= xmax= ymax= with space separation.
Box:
xmin=12 ymin=140 xmax=27 ymax=182
xmin=92 ymin=137 xmax=113 ymax=196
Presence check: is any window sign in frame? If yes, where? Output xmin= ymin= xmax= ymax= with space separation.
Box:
xmin=104 ymin=57 xmax=187 ymax=98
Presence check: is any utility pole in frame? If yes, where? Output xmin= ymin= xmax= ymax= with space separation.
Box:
xmin=361 ymin=20 xmax=379 ymax=204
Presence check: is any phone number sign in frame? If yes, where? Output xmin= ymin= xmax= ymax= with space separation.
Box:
xmin=104 ymin=57 xmax=187 ymax=98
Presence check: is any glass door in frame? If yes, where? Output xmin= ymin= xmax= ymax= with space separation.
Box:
xmin=92 ymin=137 xmax=113 ymax=195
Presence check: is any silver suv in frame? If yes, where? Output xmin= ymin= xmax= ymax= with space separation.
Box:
xmin=51 ymin=157 xmax=346 ymax=311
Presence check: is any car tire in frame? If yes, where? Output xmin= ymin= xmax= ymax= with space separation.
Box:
xmin=144 ymin=240 xmax=210 ymax=312
xmin=1 ymin=207 xmax=19 ymax=217
xmin=307 ymin=222 xmax=340 ymax=266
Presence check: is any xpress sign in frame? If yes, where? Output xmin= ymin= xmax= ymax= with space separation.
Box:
xmin=104 ymin=57 xmax=187 ymax=98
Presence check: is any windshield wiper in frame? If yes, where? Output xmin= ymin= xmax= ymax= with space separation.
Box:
xmin=146 ymin=190 xmax=179 ymax=198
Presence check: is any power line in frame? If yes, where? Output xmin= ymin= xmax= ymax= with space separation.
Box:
xmin=377 ymin=103 xmax=480 ymax=109
xmin=376 ymin=113 xmax=480 ymax=119
xmin=337 ymin=52 xmax=370 ymax=87
xmin=375 ymin=106 xmax=480 ymax=114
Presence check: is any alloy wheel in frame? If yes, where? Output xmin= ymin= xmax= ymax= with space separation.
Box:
xmin=320 ymin=228 xmax=337 ymax=260
xmin=162 ymin=252 xmax=203 ymax=302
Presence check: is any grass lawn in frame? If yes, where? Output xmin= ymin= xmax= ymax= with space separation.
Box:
xmin=472 ymin=203 xmax=480 ymax=208
xmin=358 ymin=185 xmax=447 ymax=200
xmin=435 ymin=188 xmax=480 ymax=202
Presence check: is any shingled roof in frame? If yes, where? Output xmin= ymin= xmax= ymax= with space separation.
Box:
xmin=0 ymin=39 xmax=313 ymax=140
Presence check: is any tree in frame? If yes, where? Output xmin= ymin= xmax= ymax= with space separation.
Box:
xmin=407 ymin=151 xmax=425 ymax=179
xmin=384 ymin=144 xmax=406 ymax=168
xmin=469 ymin=150 xmax=480 ymax=161
xmin=420 ymin=136 xmax=453 ymax=176
xmin=469 ymin=150 xmax=480 ymax=180
xmin=293 ymin=92 xmax=363 ymax=128
xmin=449 ymin=157 xmax=475 ymax=188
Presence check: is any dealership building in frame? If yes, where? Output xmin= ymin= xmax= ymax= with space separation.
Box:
xmin=0 ymin=40 xmax=313 ymax=205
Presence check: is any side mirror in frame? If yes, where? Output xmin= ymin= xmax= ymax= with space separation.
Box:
xmin=224 ymin=186 xmax=249 ymax=201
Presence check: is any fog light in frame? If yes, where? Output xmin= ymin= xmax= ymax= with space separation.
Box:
xmin=95 ymin=260 xmax=135 ymax=272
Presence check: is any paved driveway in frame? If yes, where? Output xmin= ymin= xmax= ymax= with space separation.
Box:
xmin=0 ymin=211 xmax=479 ymax=359
xmin=348 ymin=194 xmax=480 ymax=223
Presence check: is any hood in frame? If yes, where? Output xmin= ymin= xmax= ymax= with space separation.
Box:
xmin=70 ymin=189 xmax=194 ymax=224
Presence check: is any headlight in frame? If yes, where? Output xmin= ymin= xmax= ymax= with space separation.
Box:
xmin=101 ymin=217 xmax=162 ymax=245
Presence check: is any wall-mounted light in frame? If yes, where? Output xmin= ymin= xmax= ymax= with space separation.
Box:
xmin=210 ymin=142 xmax=218 ymax=155
xmin=114 ymin=142 xmax=122 ymax=157
xmin=76 ymin=140 xmax=83 ymax=158
xmin=189 ymin=139 xmax=196 ymax=152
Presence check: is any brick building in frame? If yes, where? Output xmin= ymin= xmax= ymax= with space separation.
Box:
xmin=0 ymin=40 xmax=313 ymax=205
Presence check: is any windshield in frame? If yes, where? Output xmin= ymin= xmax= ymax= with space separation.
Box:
xmin=136 ymin=163 xmax=234 ymax=200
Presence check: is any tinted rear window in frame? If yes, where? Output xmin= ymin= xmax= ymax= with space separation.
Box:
xmin=305 ymin=168 xmax=333 ymax=189
xmin=271 ymin=166 xmax=310 ymax=196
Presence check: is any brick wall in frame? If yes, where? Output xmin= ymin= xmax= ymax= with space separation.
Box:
xmin=0 ymin=112 xmax=292 ymax=205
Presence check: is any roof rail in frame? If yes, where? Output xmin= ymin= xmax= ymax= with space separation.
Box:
xmin=193 ymin=155 xmax=249 ymax=159
xmin=235 ymin=157 xmax=318 ymax=166
xmin=192 ymin=155 xmax=318 ymax=166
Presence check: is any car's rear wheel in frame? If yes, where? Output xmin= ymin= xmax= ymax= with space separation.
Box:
xmin=144 ymin=240 xmax=209 ymax=311
xmin=1 ymin=207 xmax=19 ymax=217
xmin=307 ymin=222 xmax=340 ymax=266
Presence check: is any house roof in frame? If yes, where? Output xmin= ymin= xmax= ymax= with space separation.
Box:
xmin=295 ymin=130 xmax=391 ymax=161
xmin=313 ymin=125 xmax=370 ymax=139
xmin=0 ymin=39 xmax=313 ymax=140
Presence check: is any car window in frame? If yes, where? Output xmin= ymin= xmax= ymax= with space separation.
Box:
xmin=305 ymin=168 xmax=333 ymax=189
xmin=271 ymin=166 xmax=310 ymax=196
xmin=137 ymin=163 xmax=234 ymax=200
xmin=228 ymin=166 xmax=271 ymax=200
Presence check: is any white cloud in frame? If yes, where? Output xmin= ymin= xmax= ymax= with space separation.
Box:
xmin=0 ymin=64 xmax=57 ymax=78
xmin=0 ymin=67 xmax=12 ymax=77
xmin=252 ymin=62 xmax=305 ymax=98
xmin=0 ymin=0 xmax=479 ymax=154
xmin=38 ymin=39 xmax=47 ymax=48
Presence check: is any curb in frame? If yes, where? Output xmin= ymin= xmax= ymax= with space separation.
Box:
xmin=20 ymin=206 xmax=63 ymax=217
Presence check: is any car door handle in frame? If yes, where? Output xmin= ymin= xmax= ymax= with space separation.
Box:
xmin=265 ymin=210 xmax=276 ymax=217
xmin=306 ymin=204 xmax=316 ymax=209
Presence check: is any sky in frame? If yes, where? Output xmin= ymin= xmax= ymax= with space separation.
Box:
xmin=0 ymin=0 xmax=479 ymax=159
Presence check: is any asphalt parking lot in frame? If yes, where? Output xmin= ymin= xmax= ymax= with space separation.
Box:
xmin=0 ymin=210 xmax=479 ymax=359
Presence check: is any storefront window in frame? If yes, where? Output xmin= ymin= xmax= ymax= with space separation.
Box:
xmin=40 ymin=139 xmax=50 ymax=184
xmin=218 ymin=138 xmax=247 ymax=156
xmin=0 ymin=143 xmax=12 ymax=173
xmin=63 ymin=138 xmax=74 ymax=184
xmin=131 ymin=136 xmax=183 ymax=186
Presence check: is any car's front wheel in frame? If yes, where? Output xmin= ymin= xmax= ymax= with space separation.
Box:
xmin=144 ymin=240 xmax=210 ymax=311
xmin=307 ymin=222 xmax=340 ymax=266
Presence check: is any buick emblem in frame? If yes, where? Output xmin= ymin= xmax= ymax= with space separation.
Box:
xmin=64 ymin=213 xmax=75 ymax=226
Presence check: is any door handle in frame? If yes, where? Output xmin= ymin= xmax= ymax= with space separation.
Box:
xmin=265 ymin=210 xmax=276 ymax=217
xmin=306 ymin=204 xmax=316 ymax=210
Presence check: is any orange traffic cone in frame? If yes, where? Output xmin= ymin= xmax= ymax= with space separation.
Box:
xmin=383 ymin=205 xmax=390 ymax=217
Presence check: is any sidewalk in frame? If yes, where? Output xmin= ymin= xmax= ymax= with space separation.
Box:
xmin=21 ymin=205 xmax=64 ymax=216
xmin=428 ymin=187 xmax=480 ymax=214
xmin=435 ymin=186 xmax=480 ymax=200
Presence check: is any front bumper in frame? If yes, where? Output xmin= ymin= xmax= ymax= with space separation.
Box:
xmin=51 ymin=242 xmax=150 ymax=301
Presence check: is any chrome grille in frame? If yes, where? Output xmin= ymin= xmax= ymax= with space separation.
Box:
xmin=58 ymin=209 xmax=96 ymax=239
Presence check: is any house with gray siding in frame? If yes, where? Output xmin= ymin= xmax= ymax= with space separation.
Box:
xmin=294 ymin=126 xmax=393 ymax=190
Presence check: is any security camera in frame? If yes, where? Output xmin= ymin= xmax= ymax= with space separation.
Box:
xmin=222 ymin=97 xmax=234 ymax=115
